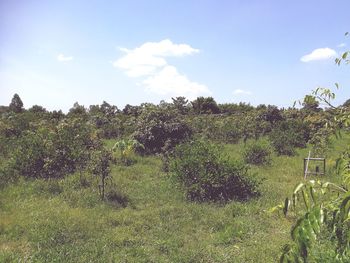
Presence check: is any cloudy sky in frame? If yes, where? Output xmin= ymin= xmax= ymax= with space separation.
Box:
xmin=0 ymin=0 xmax=349 ymax=111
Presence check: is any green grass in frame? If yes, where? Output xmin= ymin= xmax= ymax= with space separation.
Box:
xmin=1 ymin=133 xmax=349 ymax=262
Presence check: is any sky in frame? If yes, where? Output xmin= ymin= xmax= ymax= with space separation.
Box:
xmin=0 ymin=0 xmax=349 ymax=112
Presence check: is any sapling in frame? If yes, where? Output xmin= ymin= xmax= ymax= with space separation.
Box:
xmin=89 ymin=149 xmax=112 ymax=200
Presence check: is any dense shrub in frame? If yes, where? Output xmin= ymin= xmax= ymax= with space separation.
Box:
xmin=243 ymin=140 xmax=272 ymax=165
xmin=269 ymin=120 xmax=310 ymax=156
xmin=4 ymin=118 xmax=101 ymax=179
xmin=191 ymin=96 xmax=220 ymax=114
xmin=169 ymin=140 xmax=260 ymax=202
xmin=133 ymin=108 xmax=192 ymax=154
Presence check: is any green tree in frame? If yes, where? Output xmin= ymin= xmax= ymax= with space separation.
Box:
xmin=191 ymin=96 xmax=220 ymax=114
xmin=172 ymin=96 xmax=189 ymax=114
xmin=133 ymin=108 xmax=192 ymax=154
xmin=89 ymin=149 xmax=112 ymax=200
xmin=9 ymin=93 xmax=24 ymax=113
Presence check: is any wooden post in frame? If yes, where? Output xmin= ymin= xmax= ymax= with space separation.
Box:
xmin=304 ymin=150 xmax=311 ymax=179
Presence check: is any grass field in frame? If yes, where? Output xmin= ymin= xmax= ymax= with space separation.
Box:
xmin=1 ymin=134 xmax=349 ymax=262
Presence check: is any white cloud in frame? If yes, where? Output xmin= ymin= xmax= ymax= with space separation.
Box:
xmin=337 ymin=43 xmax=346 ymax=48
xmin=233 ymin=89 xmax=252 ymax=95
xmin=143 ymin=66 xmax=211 ymax=99
xmin=57 ymin=54 xmax=73 ymax=62
xmin=300 ymin=48 xmax=337 ymax=62
xmin=113 ymin=39 xmax=210 ymax=98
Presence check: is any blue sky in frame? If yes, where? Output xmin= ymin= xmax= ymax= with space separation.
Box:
xmin=0 ymin=0 xmax=349 ymax=111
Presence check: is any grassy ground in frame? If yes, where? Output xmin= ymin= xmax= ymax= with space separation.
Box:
xmin=1 ymin=134 xmax=349 ymax=262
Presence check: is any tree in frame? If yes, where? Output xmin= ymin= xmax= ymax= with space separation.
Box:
xmin=89 ymin=149 xmax=112 ymax=200
xmin=100 ymin=101 xmax=119 ymax=119
xmin=172 ymin=96 xmax=189 ymax=114
xmin=68 ymin=102 xmax=87 ymax=116
xmin=122 ymin=104 xmax=142 ymax=117
xmin=133 ymin=108 xmax=192 ymax=154
xmin=28 ymin=105 xmax=47 ymax=113
xmin=191 ymin=96 xmax=220 ymax=114
xmin=302 ymin=95 xmax=321 ymax=112
xmin=9 ymin=93 xmax=24 ymax=113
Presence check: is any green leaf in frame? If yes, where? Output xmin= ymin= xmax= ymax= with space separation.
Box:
xmin=342 ymin=52 xmax=348 ymax=60
xmin=293 ymin=183 xmax=305 ymax=195
xmin=339 ymin=193 xmax=350 ymax=222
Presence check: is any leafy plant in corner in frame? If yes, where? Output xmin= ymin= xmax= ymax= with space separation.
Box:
xmin=275 ymin=41 xmax=350 ymax=262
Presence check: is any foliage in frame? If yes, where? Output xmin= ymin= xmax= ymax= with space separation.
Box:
xmin=112 ymin=139 xmax=143 ymax=165
xmin=89 ymin=101 xmax=122 ymax=138
xmin=169 ymin=140 xmax=260 ymax=202
xmin=9 ymin=93 xmax=24 ymax=113
xmin=191 ymin=96 xmax=220 ymax=114
xmin=302 ymin=95 xmax=321 ymax=113
xmin=219 ymin=102 xmax=254 ymax=114
xmin=278 ymin=178 xmax=349 ymax=262
xmin=277 ymin=41 xmax=350 ymax=262
xmin=308 ymin=127 xmax=331 ymax=157
xmin=89 ymin=149 xmax=112 ymax=200
xmin=133 ymin=108 xmax=192 ymax=154
xmin=122 ymin=104 xmax=142 ymax=117
xmin=171 ymin=96 xmax=190 ymax=115
xmin=243 ymin=140 xmax=273 ymax=165
xmin=2 ymin=117 xmax=100 ymax=180
xmin=68 ymin=102 xmax=88 ymax=118
xmin=269 ymin=120 xmax=310 ymax=156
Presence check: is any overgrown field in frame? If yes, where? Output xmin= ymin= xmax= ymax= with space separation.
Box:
xmin=1 ymin=134 xmax=348 ymax=262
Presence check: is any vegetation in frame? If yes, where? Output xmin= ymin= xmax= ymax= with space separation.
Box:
xmin=269 ymin=119 xmax=310 ymax=156
xmin=89 ymin=149 xmax=112 ymax=200
xmin=169 ymin=140 xmax=260 ymax=202
xmin=133 ymin=106 xmax=192 ymax=154
xmin=243 ymin=139 xmax=272 ymax=165
xmin=112 ymin=139 xmax=143 ymax=165
xmin=276 ymin=36 xmax=350 ymax=262
xmin=0 ymin=63 xmax=349 ymax=262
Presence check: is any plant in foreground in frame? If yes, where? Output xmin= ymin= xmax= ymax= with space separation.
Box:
xmin=275 ymin=45 xmax=350 ymax=261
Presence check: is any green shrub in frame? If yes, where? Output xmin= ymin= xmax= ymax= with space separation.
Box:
xmin=243 ymin=140 xmax=272 ymax=165
xmin=133 ymin=108 xmax=192 ymax=154
xmin=3 ymin=117 xmax=101 ymax=180
xmin=269 ymin=120 xmax=310 ymax=156
xmin=169 ymin=140 xmax=260 ymax=202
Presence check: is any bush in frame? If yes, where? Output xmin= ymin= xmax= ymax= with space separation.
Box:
xmin=269 ymin=120 xmax=310 ymax=156
xmin=3 ymin=117 xmax=101 ymax=180
xmin=133 ymin=108 xmax=192 ymax=154
xmin=243 ymin=140 xmax=272 ymax=165
xmin=169 ymin=140 xmax=260 ymax=202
